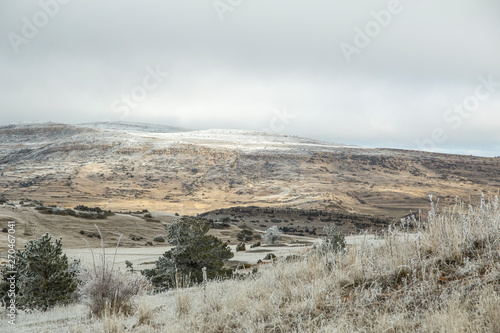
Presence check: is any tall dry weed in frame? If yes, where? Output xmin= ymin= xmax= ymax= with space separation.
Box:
xmin=79 ymin=226 xmax=149 ymax=317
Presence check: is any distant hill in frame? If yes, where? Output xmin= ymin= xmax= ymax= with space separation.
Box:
xmin=78 ymin=122 xmax=189 ymax=134
xmin=0 ymin=122 xmax=498 ymax=217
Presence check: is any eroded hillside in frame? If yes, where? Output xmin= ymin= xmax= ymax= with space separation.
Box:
xmin=0 ymin=122 xmax=499 ymax=217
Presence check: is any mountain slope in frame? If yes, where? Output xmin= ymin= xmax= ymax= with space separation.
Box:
xmin=0 ymin=122 xmax=499 ymax=216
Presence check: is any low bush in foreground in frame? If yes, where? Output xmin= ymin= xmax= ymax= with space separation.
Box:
xmin=79 ymin=228 xmax=149 ymax=317
xmin=79 ymin=263 xmax=148 ymax=317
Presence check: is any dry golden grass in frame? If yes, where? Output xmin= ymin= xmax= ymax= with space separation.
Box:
xmin=3 ymin=196 xmax=500 ymax=332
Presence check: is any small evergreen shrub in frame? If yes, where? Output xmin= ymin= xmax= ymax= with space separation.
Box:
xmin=263 ymin=253 xmax=277 ymax=261
xmin=250 ymin=241 xmax=261 ymax=248
xmin=74 ymin=205 xmax=115 ymax=219
xmin=86 ymin=231 xmax=101 ymax=239
xmin=125 ymin=260 xmax=133 ymax=270
xmin=236 ymin=242 xmax=246 ymax=252
xmin=0 ymin=233 xmax=79 ymax=311
xmin=237 ymin=229 xmax=253 ymax=242
xmin=154 ymin=235 xmax=165 ymax=242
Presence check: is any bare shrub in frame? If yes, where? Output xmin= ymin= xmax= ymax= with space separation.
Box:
xmin=79 ymin=226 xmax=149 ymax=317
xmin=79 ymin=265 xmax=148 ymax=317
xmin=263 ymin=226 xmax=281 ymax=244
xmin=318 ymin=224 xmax=346 ymax=254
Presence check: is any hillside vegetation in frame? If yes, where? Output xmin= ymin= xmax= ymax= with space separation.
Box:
xmin=3 ymin=195 xmax=499 ymax=332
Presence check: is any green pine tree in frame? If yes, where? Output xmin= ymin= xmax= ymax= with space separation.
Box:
xmin=143 ymin=218 xmax=233 ymax=289
xmin=0 ymin=233 xmax=79 ymax=311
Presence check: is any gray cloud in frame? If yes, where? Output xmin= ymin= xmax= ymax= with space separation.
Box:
xmin=1 ymin=0 xmax=499 ymax=156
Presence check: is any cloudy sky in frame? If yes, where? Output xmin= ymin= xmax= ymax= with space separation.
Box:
xmin=1 ymin=0 xmax=499 ymax=156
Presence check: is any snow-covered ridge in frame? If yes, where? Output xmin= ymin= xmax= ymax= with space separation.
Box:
xmin=1 ymin=122 xmax=359 ymax=154
xmin=78 ymin=122 xmax=189 ymax=134
xmin=134 ymin=128 xmax=357 ymax=152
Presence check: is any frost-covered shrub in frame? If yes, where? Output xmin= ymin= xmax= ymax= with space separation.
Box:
xmin=79 ymin=227 xmax=149 ymax=317
xmin=264 ymin=226 xmax=282 ymax=245
xmin=319 ymin=224 xmax=346 ymax=254
xmin=79 ymin=264 xmax=148 ymax=317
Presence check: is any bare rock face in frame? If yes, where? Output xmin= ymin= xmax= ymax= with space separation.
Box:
xmin=0 ymin=122 xmax=499 ymax=216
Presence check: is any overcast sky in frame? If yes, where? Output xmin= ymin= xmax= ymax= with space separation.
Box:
xmin=1 ymin=0 xmax=499 ymax=156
